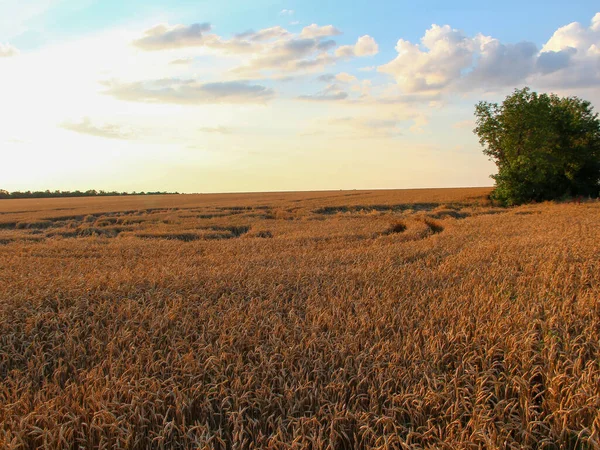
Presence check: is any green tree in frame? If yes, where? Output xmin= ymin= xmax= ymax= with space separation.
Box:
xmin=474 ymin=87 xmax=600 ymax=206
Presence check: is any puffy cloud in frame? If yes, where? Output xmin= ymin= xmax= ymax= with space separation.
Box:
xmin=133 ymin=23 xmax=265 ymax=54
xmin=233 ymin=36 xmax=339 ymax=76
xmin=300 ymin=24 xmax=342 ymax=39
xmin=334 ymin=47 xmax=353 ymax=58
xmin=379 ymin=12 xmax=600 ymax=94
xmin=133 ymin=23 xmax=212 ymax=50
xmin=104 ymin=79 xmax=275 ymax=104
xmin=379 ymin=25 xmax=475 ymax=93
xmin=355 ymin=35 xmax=379 ymax=56
xmin=536 ymin=13 xmax=600 ymax=88
xmin=543 ymin=13 xmax=600 ymax=53
xmin=467 ymin=38 xmax=538 ymax=88
xmin=0 ymin=43 xmax=19 ymax=57
xmin=60 ymin=117 xmax=135 ymax=140
xmin=536 ymin=48 xmax=576 ymax=74
xmin=133 ymin=21 xmax=376 ymax=78
xmin=336 ymin=35 xmax=379 ymax=58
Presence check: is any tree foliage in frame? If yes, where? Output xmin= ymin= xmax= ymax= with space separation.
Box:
xmin=475 ymin=87 xmax=600 ymax=206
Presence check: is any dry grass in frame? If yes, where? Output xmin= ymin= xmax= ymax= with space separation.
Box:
xmin=0 ymin=188 xmax=598 ymax=449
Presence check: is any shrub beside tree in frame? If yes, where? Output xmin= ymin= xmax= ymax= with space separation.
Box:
xmin=475 ymin=87 xmax=600 ymax=206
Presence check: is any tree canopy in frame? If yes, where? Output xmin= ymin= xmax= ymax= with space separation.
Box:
xmin=474 ymin=87 xmax=600 ymax=206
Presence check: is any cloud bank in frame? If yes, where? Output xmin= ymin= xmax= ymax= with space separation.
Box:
xmin=104 ymin=79 xmax=275 ymax=104
xmin=378 ymin=13 xmax=600 ymax=94
xmin=126 ymin=12 xmax=598 ymax=106
xmin=131 ymin=21 xmax=378 ymax=79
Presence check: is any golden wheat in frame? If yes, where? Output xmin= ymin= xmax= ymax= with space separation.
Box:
xmin=0 ymin=188 xmax=598 ymax=449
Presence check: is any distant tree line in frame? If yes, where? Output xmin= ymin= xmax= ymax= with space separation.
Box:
xmin=0 ymin=189 xmax=179 ymax=200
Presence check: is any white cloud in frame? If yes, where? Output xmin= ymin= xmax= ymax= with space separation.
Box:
xmin=280 ymin=9 xmax=295 ymax=16
xmin=235 ymin=26 xmax=290 ymax=42
xmin=133 ymin=23 xmax=278 ymax=55
xmin=300 ymin=24 xmax=342 ymax=39
xmin=378 ymin=12 xmax=600 ymax=94
xmin=355 ymin=35 xmax=379 ymax=56
xmin=232 ymin=35 xmax=338 ymax=76
xmin=378 ymin=24 xmax=474 ymax=93
xmin=336 ymin=35 xmax=379 ymax=58
xmin=543 ymin=13 xmax=600 ymax=52
xmin=60 ymin=117 xmax=135 ymax=140
xmin=536 ymin=13 xmax=600 ymax=88
xmin=104 ymin=79 xmax=275 ymax=104
xmin=133 ymin=23 xmax=212 ymax=50
xmin=131 ymin=22 xmax=373 ymax=78
xmin=467 ymin=37 xmax=538 ymax=89
xmin=0 ymin=43 xmax=19 ymax=57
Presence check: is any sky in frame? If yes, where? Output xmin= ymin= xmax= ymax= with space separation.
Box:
xmin=1 ymin=1 xmax=599 ymax=193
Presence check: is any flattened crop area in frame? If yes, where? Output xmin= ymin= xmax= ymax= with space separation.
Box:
xmin=0 ymin=189 xmax=599 ymax=449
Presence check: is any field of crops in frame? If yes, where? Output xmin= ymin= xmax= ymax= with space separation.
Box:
xmin=0 ymin=187 xmax=598 ymax=449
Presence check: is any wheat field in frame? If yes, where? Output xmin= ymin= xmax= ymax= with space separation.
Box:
xmin=0 ymin=188 xmax=598 ymax=449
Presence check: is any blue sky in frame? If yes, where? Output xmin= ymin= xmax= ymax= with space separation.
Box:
xmin=7 ymin=0 xmax=599 ymax=49
xmin=1 ymin=1 xmax=599 ymax=192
